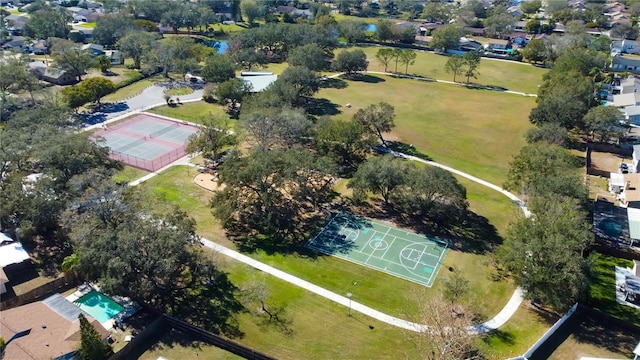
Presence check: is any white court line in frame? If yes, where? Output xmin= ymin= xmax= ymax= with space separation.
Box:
xmin=365 ymin=227 xmax=391 ymax=264
xmin=429 ymin=242 xmax=449 ymax=286
xmin=379 ymin=236 xmax=396 ymax=260
xmin=361 ymin=230 xmax=381 ymax=262
xmin=306 ymin=213 xmax=337 ymax=246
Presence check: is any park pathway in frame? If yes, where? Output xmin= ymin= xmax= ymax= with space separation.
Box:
xmin=365 ymin=70 xmax=537 ymax=97
xmin=126 ymin=151 xmax=528 ymax=334
xmin=88 ymin=73 xmax=531 ymax=334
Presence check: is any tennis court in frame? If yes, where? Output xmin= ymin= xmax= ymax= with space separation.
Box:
xmin=91 ymin=113 xmax=199 ymax=171
xmin=306 ymin=213 xmax=448 ymax=287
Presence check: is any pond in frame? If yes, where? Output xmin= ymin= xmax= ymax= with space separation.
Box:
xmin=213 ymin=41 xmax=228 ymax=54
xmin=366 ymin=24 xmax=377 ymax=32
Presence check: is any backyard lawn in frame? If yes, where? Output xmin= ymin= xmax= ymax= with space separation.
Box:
xmin=337 ymin=46 xmax=547 ymax=94
xmin=317 ymin=75 xmax=535 ymax=185
xmin=587 ymin=252 xmax=640 ymax=327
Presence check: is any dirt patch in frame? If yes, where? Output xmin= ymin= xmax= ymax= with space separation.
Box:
xmin=193 ymin=173 xmax=225 ymax=192
xmin=590 ymin=151 xmax=629 ymax=174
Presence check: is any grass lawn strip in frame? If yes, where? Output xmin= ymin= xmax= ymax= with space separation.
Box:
xmin=148 ymin=102 xmax=230 ymax=125
xmin=317 ymin=75 xmax=534 ymax=185
xmin=587 ymin=252 xmax=640 ymax=327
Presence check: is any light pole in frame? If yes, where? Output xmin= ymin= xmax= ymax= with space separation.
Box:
xmin=346 ymin=292 xmax=352 ymax=316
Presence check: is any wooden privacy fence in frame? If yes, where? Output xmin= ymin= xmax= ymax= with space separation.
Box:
xmin=0 ymin=274 xmax=78 ymax=310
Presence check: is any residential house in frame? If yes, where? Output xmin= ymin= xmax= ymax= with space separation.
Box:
xmin=29 ymin=39 xmax=49 ymax=55
xmin=104 ymin=50 xmax=124 ymax=65
xmin=5 ymin=14 xmax=27 ymax=35
xmin=1 ymin=35 xmax=25 ymax=52
xmin=73 ymin=14 xmax=87 ymax=23
xmin=507 ymin=6 xmax=523 ymax=18
xmin=612 ymin=39 xmax=640 ymax=54
xmin=505 ymin=32 xmax=529 ymax=46
xmin=77 ymin=28 xmax=94 ymax=39
xmin=464 ymin=27 xmax=485 ymax=37
xmin=612 ymin=55 xmax=640 ymax=74
xmin=552 ymin=23 xmax=566 ymax=33
xmin=81 ymin=43 xmax=104 ymax=57
xmin=66 ymin=6 xmax=91 ymax=18
xmin=86 ymin=12 xmax=103 ymax=23
xmin=0 ymin=237 xmax=30 ymax=295
xmin=623 ymin=105 xmax=640 ymax=125
xmin=486 ymin=39 xmax=510 ymax=54
xmin=0 ymin=293 xmax=109 ymax=360
xmin=633 ymin=144 xmax=640 ymax=174
xmin=568 ymin=0 xmax=586 ymax=10
xmin=611 ymin=172 xmax=640 ymax=207
xmin=512 ymin=20 xmax=527 ymax=32
xmin=459 ymin=37 xmax=483 ymax=51
xmin=28 ymin=62 xmax=77 ymax=85
xmin=275 ymin=5 xmax=296 ymax=14
xmin=604 ymin=2 xmax=626 ymax=14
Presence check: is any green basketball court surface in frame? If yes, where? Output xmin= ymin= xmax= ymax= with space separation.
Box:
xmin=306 ymin=213 xmax=448 ymax=287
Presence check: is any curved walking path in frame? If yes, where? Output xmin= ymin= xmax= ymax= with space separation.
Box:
xmin=125 ymin=151 xmax=528 ymax=334
xmin=84 ymin=75 xmax=530 ymax=334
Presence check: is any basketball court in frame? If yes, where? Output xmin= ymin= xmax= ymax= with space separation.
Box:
xmin=306 ymin=213 xmax=448 ymax=287
xmin=91 ymin=113 xmax=199 ymax=172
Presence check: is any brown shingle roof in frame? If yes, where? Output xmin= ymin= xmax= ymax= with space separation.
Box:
xmin=0 ymin=300 xmax=109 ymax=360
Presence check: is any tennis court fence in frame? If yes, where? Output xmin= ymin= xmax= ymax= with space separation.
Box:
xmin=111 ymin=146 xmax=187 ymax=172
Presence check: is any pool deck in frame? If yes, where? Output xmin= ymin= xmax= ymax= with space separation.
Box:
xmin=65 ymin=283 xmax=141 ymax=331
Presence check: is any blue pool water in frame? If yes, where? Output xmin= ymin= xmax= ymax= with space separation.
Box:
xmin=213 ymin=41 xmax=228 ymax=54
xmin=75 ymin=290 xmax=124 ymax=323
xmin=366 ymin=24 xmax=377 ymax=32
xmin=600 ymin=220 xmax=622 ymax=238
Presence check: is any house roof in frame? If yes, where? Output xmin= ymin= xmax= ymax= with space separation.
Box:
xmin=0 ymin=267 xmax=8 ymax=282
xmin=628 ymin=207 xmax=640 ymax=240
xmin=613 ymin=56 xmax=640 ymax=69
xmin=0 ymin=294 xmax=108 ymax=360
xmin=625 ymin=105 xmax=640 ymax=117
xmin=612 ymin=172 xmax=625 ymax=187
xmin=612 ymin=92 xmax=640 ymax=107
xmin=634 ymin=259 xmax=640 ymax=276
xmin=239 ymin=74 xmax=278 ymax=92
xmin=0 ymin=241 xmax=30 ymax=267
xmin=0 ymin=232 xmax=12 ymax=245
xmin=5 ymin=14 xmax=27 ymax=22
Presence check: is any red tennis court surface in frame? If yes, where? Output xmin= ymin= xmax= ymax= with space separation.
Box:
xmin=91 ymin=113 xmax=199 ymax=172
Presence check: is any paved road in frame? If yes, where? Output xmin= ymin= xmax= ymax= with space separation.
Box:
xmin=83 ymin=83 xmax=204 ymax=127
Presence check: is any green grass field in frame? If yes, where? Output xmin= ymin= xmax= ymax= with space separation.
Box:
xmin=318 ymin=75 xmax=535 ymax=184
xmin=102 ymin=78 xmax=157 ymax=103
xmin=337 ymin=46 xmax=547 ymax=94
xmin=138 ymin=165 xmax=516 ymax=316
xmin=148 ymin=101 xmax=230 ymax=124
xmin=587 ymin=252 xmax=640 ymax=327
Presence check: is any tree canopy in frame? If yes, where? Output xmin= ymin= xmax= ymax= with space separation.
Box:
xmin=332 ymin=49 xmax=368 ymax=75
xmin=430 ymin=25 xmax=464 ymax=51
xmin=352 ymin=102 xmax=396 ymax=146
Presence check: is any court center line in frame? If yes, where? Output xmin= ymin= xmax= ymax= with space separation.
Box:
xmin=379 ymin=235 xmax=396 ymax=260
xmin=365 ymin=227 xmax=391 ymax=265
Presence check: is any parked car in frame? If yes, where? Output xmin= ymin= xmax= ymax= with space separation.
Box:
xmin=621 ymin=163 xmax=629 ymax=174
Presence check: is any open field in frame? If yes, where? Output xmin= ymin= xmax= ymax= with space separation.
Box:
xmin=337 ymin=46 xmax=547 ymax=94
xmin=138 ymin=164 xmax=516 ymax=318
xmin=148 ymin=101 xmax=230 ymax=124
xmin=543 ymin=308 xmax=639 ymax=360
xmin=587 ymin=252 xmax=640 ymax=327
xmin=317 ymin=75 xmax=535 ymax=184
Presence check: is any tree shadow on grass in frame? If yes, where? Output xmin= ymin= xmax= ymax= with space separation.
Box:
xmin=481 ymin=329 xmax=515 ymax=347
xmin=319 ymin=77 xmax=348 ymax=89
xmin=346 ymin=73 xmax=385 ymax=83
xmin=305 ymin=97 xmax=341 ymax=116
xmin=350 ymin=198 xmax=502 ymax=254
xmin=386 ymin=141 xmax=432 ymax=161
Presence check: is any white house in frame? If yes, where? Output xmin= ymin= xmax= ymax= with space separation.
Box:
xmin=633 ymin=144 xmax=640 ymax=173
xmin=0 ymin=238 xmax=30 ymax=295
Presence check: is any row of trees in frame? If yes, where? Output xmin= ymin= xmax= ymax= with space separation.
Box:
xmin=445 ymin=52 xmax=481 ymax=83
xmin=375 ymin=48 xmax=417 ymax=74
xmin=498 ymin=25 xmax=599 ymax=312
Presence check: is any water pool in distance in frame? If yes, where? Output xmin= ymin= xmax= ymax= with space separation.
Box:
xmin=74 ymin=290 xmax=124 ymax=323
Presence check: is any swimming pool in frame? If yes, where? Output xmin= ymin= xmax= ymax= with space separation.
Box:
xmin=600 ymin=220 xmax=622 ymax=238
xmin=74 ymin=290 xmax=124 ymax=323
